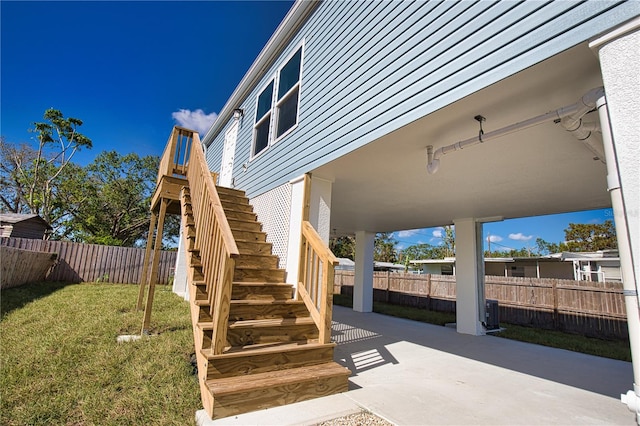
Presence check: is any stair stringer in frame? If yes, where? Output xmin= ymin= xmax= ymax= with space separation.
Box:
xmin=180 ymin=188 xmax=215 ymax=415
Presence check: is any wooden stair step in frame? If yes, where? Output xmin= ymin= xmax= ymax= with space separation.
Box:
xmin=229 ymin=299 xmax=309 ymax=320
xmin=228 ymin=317 xmax=316 ymax=328
xmin=193 ymin=283 xmax=208 ymax=302
xmin=219 ymin=200 xmax=254 ymax=213
xmin=233 ymin=267 xmax=286 ymax=283
xmin=205 ymin=362 xmax=350 ymax=419
xmin=235 ymin=240 xmax=273 ymax=256
xmin=235 ymin=253 xmax=279 ymax=269
xmin=204 ymin=341 xmax=337 ymax=379
xmin=227 ymin=218 xmax=262 ymax=232
xmin=231 ymin=282 xmax=293 ymax=300
xmin=224 ymin=209 xmax=258 ymax=222
xmin=217 ymin=193 xmax=250 ymax=206
xmin=215 ymin=186 xmax=247 ymax=198
xmin=226 ymin=317 xmax=319 ymax=346
xmin=230 ymin=229 xmax=267 ymax=242
xmin=194 ymin=299 xmax=210 ymax=307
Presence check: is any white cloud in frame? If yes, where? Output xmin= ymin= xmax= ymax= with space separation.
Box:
xmin=487 ymin=234 xmax=503 ymax=243
xmin=508 ymin=233 xmax=533 ymax=241
xmin=171 ymin=109 xmax=218 ymax=135
xmin=432 ymin=228 xmax=443 ymax=238
xmin=397 ymin=229 xmax=420 ymax=238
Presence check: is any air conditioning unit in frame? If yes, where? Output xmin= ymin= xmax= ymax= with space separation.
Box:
xmin=485 ymin=299 xmax=500 ymax=331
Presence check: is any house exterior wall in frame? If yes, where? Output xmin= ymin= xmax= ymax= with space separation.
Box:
xmin=420 ymin=264 xmax=446 ymax=275
xmin=421 ymin=260 xmax=577 ymax=280
xmin=539 ymin=262 xmax=575 ymax=280
xmin=484 ymin=263 xmax=506 ymax=277
xmin=3 ymin=220 xmax=48 ymax=239
xmin=205 ymin=0 xmax=639 ymax=199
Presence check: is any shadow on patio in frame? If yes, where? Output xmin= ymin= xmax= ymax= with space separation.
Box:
xmin=331 ymin=305 xmax=634 ymax=425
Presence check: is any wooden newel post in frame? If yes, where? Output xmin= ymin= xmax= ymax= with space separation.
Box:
xmin=142 ymin=199 xmax=168 ymax=334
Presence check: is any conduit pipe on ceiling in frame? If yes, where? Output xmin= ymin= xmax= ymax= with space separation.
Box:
xmin=599 ymin=95 xmax=640 ymax=422
xmin=426 ymin=87 xmax=606 ymax=174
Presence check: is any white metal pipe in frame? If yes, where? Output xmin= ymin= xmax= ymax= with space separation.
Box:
xmin=426 ymin=87 xmax=605 ymax=173
xmin=598 ymin=95 xmax=640 ymax=422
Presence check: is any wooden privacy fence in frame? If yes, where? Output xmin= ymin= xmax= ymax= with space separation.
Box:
xmin=334 ymin=270 xmax=628 ymax=339
xmin=1 ymin=237 xmax=176 ymax=285
xmin=1 ymin=246 xmax=58 ymax=289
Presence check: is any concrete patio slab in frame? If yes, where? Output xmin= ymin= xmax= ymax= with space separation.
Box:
xmin=199 ymin=306 xmax=634 ymax=425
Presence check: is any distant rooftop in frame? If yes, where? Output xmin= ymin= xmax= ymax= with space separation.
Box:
xmin=0 ymin=213 xmax=52 ymax=229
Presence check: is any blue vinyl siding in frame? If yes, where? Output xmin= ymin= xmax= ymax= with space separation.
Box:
xmin=207 ymin=0 xmax=638 ymax=198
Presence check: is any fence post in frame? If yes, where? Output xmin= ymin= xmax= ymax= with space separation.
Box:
xmin=426 ymin=273 xmax=432 ymax=310
xmin=385 ymin=270 xmax=390 ymax=302
xmin=552 ymin=279 xmax=559 ymax=329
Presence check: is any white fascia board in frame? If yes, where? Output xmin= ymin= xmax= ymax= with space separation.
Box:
xmin=202 ymin=0 xmax=320 ymax=147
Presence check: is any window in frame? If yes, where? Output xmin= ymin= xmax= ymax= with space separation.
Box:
xmin=275 ymin=48 xmax=301 ymax=138
xmin=441 ymin=264 xmax=454 ymax=276
xmin=254 ymin=81 xmax=273 ymax=156
xmin=252 ymin=45 xmax=303 ymax=157
xmin=510 ymin=266 xmax=525 ymax=278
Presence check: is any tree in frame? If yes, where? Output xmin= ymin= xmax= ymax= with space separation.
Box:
xmin=535 ymin=237 xmax=565 ymax=255
xmin=0 ymin=109 xmax=92 ymax=233
xmin=536 ymin=221 xmax=617 ymax=254
xmin=0 ymin=138 xmax=35 ymax=213
xmin=374 ymin=232 xmax=398 ymax=263
xmin=329 ymin=235 xmax=355 ymax=260
xmin=485 ymin=247 xmax=534 ymax=258
xmin=442 ymin=225 xmax=455 ymax=257
xmin=59 ymin=151 xmax=178 ymax=247
xmin=329 ymin=233 xmax=399 ymax=263
xmin=564 ymin=220 xmax=617 ymax=252
xmin=400 ymin=243 xmax=447 ymax=262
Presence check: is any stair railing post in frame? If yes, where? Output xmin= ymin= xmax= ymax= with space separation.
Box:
xmin=136 ymin=211 xmax=158 ymax=311
xmin=297 ymin=174 xmax=312 ymax=300
xmin=142 ymin=198 xmax=169 ymax=334
xmin=319 ymin=256 xmax=337 ymax=344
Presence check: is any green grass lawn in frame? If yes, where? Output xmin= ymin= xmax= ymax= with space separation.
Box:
xmin=1 ymin=283 xmax=631 ymax=426
xmin=1 ymin=282 xmax=200 ymax=426
xmin=333 ymin=294 xmax=632 ymax=362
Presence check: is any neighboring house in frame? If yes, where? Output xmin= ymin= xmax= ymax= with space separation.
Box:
xmin=336 ymin=257 xmax=406 ymax=273
xmin=193 ymin=1 xmax=639 ymax=413
xmin=412 ymin=251 xmax=622 ymax=282
xmin=0 ymin=213 xmax=51 ymax=239
xmin=553 ymin=250 xmax=622 ymax=282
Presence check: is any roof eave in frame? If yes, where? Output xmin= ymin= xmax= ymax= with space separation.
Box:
xmin=202 ymin=0 xmax=320 ymax=147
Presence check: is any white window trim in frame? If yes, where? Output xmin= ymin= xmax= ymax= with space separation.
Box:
xmin=251 ymin=79 xmax=276 ymax=160
xmin=250 ymin=40 xmax=305 ymax=161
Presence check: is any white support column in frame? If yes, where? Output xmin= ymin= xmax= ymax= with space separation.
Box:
xmin=354 ymin=230 xmax=375 ymax=313
xmin=590 ymin=19 xmax=640 ymax=422
xmin=308 ymin=176 xmax=333 ymax=244
xmin=285 ymin=176 xmax=306 ymax=288
xmin=172 ymin=215 xmax=189 ymax=301
xmin=454 ymin=218 xmax=485 ymax=335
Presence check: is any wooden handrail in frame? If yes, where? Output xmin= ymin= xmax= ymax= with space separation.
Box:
xmin=298 ymin=220 xmax=338 ymax=344
xmin=157 ymin=126 xmax=194 ymax=185
xmin=183 ymin=130 xmax=239 ymax=354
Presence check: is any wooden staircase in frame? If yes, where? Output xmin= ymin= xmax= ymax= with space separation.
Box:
xmin=183 ymin=184 xmax=350 ymax=419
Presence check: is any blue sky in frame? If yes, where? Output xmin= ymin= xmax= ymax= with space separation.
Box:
xmin=1 ymin=1 xmax=612 ymax=252
xmin=1 ymin=1 xmax=294 ymax=164
xmin=393 ymin=209 xmax=613 ymax=254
